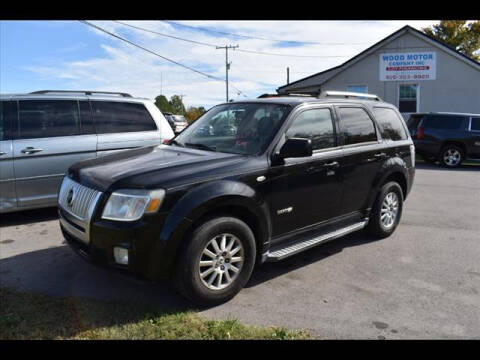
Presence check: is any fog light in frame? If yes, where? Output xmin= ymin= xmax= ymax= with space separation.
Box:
xmin=114 ymin=247 xmax=129 ymax=265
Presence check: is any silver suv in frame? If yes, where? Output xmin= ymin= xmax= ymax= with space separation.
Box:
xmin=0 ymin=90 xmax=174 ymax=213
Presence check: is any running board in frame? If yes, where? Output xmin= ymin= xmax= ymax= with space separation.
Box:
xmin=265 ymin=220 xmax=368 ymax=262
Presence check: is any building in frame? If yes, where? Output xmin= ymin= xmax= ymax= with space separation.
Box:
xmin=277 ymin=25 xmax=480 ymax=118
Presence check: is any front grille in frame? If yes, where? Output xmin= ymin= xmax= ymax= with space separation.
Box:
xmin=58 ymin=176 xmax=102 ymax=221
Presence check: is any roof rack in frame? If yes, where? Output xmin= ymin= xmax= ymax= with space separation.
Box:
xmin=29 ymin=90 xmax=133 ymax=98
xmin=319 ymin=91 xmax=382 ymax=101
xmin=258 ymin=93 xmax=315 ymax=98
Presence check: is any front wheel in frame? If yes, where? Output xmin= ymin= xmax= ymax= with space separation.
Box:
xmin=367 ymin=181 xmax=404 ymax=238
xmin=173 ymin=216 xmax=256 ymax=306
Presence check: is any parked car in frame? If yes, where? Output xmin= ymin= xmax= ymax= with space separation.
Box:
xmin=407 ymin=112 xmax=480 ymax=167
xmin=58 ymin=91 xmax=415 ymax=305
xmin=0 ymin=90 xmax=174 ymax=213
xmin=163 ymin=112 xmax=188 ymax=134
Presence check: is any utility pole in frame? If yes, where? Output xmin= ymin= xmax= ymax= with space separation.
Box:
xmin=216 ymin=45 xmax=239 ymax=102
xmin=179 ymin=94 xmax=186 ymax=115
xmin=287 ymin=67 xmax=290 ymax=84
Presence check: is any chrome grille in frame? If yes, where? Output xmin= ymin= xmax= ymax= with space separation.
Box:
xmin=58 ymin=176 xmax=101 ymax=221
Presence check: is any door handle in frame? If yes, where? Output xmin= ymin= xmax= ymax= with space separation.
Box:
xmin=21 ymin=147 xmax=43 ymax=154
xmin=323 ymin=161 xmax=339 ymax=168
xmin=374 ymin=152 xmax=387 ymax=159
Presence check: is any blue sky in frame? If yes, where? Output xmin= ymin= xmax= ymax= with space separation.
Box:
xmin=1 ymin=20 xmax=437 ymax=107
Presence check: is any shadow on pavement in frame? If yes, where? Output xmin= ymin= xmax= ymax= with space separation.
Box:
xmin=0 ymin=207 xmax=59 ymax=227
xmin=415 ymin=161 xmax=480 ymax=172
xmin=247 ymin=230 xmax=381 ymax=288
xmin=0 ymin=244 xmax=193 ymax=313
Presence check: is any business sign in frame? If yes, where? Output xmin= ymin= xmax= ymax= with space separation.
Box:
xmin=379 ymin=52 xmax=436 ymax=81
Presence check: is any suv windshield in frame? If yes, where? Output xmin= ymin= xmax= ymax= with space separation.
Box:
xmin=173 ymin=102 xmax=290 ymax=155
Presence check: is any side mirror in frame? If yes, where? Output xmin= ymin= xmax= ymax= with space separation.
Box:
xmin=279 ymin=138 xmax=312 ymax=159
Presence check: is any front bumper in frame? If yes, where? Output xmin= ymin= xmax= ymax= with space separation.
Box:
xmin=59 ymin=207 xmax=172 ymax=280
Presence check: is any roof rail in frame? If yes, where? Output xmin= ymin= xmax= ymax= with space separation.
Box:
xmin=258 ymin=93 xmax=315 ymax=98
xmin=29 ymin=90 xmax=133 ymax=98
xmin=319 ymin=91 xmax=382 ymax=101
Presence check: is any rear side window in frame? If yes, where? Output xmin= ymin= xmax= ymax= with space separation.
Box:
xmin=79 ymin=101 xmax=95 ymax=135
xmin=337 ymin=107 xmax=377 ymax=145
xmin=18 ymin=100 xmax=80 ymax=139
xmin=1 ymin=100 xmax=17 ymax=141
xmin=423 ymin=115 xmax=465 ymax=130
xmin=470 ymin=117 xmax=480 ymax=131
xmin=286 ymin=108 xmax=335 ymax=150
xmin=372 ymin=107 xmax=408 ymax=141
xmin=91 ymin=101 xmax=157 ymax=134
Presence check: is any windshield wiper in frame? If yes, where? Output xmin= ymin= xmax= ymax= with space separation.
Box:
xmin=185 ymin=143 xmax=217 ymax=152
xmin=169 ymin=139 xmax=184 ymax=147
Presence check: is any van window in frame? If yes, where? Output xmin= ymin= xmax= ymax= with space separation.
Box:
xmin=18 ymin=100 xmax=80 ymax=139
xmin=286 ymin=108 xmax=335 ymax=150
xmin=337 ymin=107 xmax=377 ymax=145
xmin=79 ymin=101 xmax=95 ymax=134
xmin=1 ymin=101 xmax=17 ymax=141
xmin=372 ymin=107 xmax=408 ymax=141
xmin=91 ymin=101 xmax=157 ymax=134
xmin=423 ymin=115 xmax=465 ymax=130
xmin=470 ymin=117 xmax=480 ymax=131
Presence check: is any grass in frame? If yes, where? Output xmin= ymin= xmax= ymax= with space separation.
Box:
xmin=0 ymin=288 xmax=310 ymax=340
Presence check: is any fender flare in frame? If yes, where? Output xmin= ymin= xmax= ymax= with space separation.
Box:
xmin=156 ymin=180 xmax=271 ymax=273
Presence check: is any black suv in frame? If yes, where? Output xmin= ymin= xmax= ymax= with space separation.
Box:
xmin=58 ymin=92 xmax=415 ymax=305
xmin=407 ymin=112 xmax=480 ymax=167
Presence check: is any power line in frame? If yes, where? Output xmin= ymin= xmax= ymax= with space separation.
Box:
xmin=163 ymin=20 xmax=372 ymax=46
xmin=80 ymin=21 xmax=248 ymax=99
xmin=114 ymin=21 xmax=355 ymax=59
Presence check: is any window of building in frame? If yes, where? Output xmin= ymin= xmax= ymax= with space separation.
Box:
xmin=337 ymin=107 xmax=377 ymax=145
xmin=399 ymin=84 xmax=418 ymax=113
xmin=470 ymin=117 xmax=480 ymax=131
xmin=18 ymin=100 xmax=80 ymax=139
xmin=347 ymin=85 xmax=368 ymax=93
xmin=91 ymin=101 xmax=157 ymax=134
xmin=372 ymin=107 xmax=408 ymax=141
xmin=286 ymin=108 xmax=335 ymax=150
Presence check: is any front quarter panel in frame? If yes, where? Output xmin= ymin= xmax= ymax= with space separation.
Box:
xmin=156 ymin=179 xmax=271 ymax=276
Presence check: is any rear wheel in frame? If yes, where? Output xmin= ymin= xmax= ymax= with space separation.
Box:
xmin=173 ymin=216 xmax=256 ymax=306
xmin=439 ymin=145 xmax=463 ymax=168
xmin=367 ymin=181 xmax=403 ymax=238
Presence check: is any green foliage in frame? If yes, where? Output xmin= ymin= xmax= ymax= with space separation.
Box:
xmin=154 ymin=95 xmax=172 ymax=113
xmin=422 ymin=20 xmax=480 ymax=61
xmin=169 ymin=95 xmax=187 ymax=115
xmin=185 ymin=106 xmax=207 ymax=124
xmin=0 ymin=288 xmax=311 ymax=340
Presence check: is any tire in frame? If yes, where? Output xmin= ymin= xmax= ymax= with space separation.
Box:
xmin=439 ymin=145 xmax=464 ymax=168
xmin=367 ymin=181 xmax=404 ymax=239
xmin=173 ymin=216 xmax=256 ymax=306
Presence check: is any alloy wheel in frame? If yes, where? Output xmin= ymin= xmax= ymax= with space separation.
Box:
xmin=198 ymin=233 xmax=244 ymax=291
xmin=380 ymin=192 xmax=399 ymax=229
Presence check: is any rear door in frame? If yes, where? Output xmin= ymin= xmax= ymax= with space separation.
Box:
xmin=0 ymin=100 xmax=17 ymax=212
xmin=91 ymin=100 xmax=161 ymax=156
xmin=13 ymin=99 xmax=97 ymax=209
xmin=335 ymin=105 xmax=387 ymax=215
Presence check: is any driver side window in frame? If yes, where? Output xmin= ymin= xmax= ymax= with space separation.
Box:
xmin=286 ymin=108 xmax=335 ymax=151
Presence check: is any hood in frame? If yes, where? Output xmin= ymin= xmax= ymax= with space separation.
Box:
xmin=69 ymin=145 xmax=249 ymax=192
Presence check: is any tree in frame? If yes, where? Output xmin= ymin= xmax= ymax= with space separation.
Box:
xmin=422 ymin=21 xmax=480 ymax=61
xmin=154 ymin=95 xmax=172 ymax=113
xmin=169 ymin=95 xmax=186 ymax=115
xmin=185 ymin=106 xmax=207 ymax=124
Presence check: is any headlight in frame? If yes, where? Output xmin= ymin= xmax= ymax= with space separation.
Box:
xmin=102 ymin=189 xmax=165 ymax=221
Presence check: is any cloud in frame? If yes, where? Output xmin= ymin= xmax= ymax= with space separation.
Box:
xmin=24 ymin=20 xmax=438 ymax=107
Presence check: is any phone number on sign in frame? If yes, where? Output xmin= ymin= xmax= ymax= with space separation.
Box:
xmin=385 ymin=74 xmax=430 ymax=80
